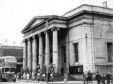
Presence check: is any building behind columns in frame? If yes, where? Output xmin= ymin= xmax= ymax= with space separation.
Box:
xmin=21 ymin=4 xmax=113 ymax=77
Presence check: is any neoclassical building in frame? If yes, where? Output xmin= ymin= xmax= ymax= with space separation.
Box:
xmin=22 ymin=4 xmax=113 ymax=79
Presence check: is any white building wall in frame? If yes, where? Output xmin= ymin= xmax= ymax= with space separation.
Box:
xmin=67 ymin=24 xmax=89 ymax=71
xmin=66 ymin=15 xmax=113 ymax=73
xmin=92 ymin=18 xmax=113 ymax=73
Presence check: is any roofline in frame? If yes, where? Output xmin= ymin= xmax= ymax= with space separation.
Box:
xmin=22 ymin=15 xmax=67 ymax=34
xmin=63 ymin=4 xmax=113 ymax=16
xmin=0 ymin=45 xmax=23 ymax=48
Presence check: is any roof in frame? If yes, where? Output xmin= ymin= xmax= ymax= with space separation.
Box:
xmin=21 ymin=15 xmax=67 ymax=34
xmin=21 ymin=4 xmax=113 ymax=34
xmin=0 ymin=45 xmax=23 ymax=57
xmin=63 ymin=4 xmax=113 ymax=18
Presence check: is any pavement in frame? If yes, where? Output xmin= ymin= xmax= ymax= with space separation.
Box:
xmin=19 ymin=79 xmax=97 ymax=84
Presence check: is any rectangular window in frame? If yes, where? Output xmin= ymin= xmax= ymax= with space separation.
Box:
xmin=107 ymin=42 xmax=113 ymax=62
xmin=74 ymin=43 xmax=79 ymax=62
xmin=62 ymin=46 xmax=66 ymax=63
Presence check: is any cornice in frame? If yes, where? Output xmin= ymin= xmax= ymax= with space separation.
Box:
xmin=23 ymin=17 xmax=67 ymax=34
xmin=63 ymin=4 xmax=113 ymax=17
xmin=22 ymin=15 xmax=67 ymax=34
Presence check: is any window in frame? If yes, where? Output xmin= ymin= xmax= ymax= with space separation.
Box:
xmin=69 ymin=66 xmax=83 ymax=74
xmin=107 ymin=42 xmax=113 ymax=62
xmin=5 ymin=68 xmax=9 ymax=72
xmin=62 ymin=46 xmax=66 ymax=63
xmin=74 ymin=43 xmax=79 ymax=62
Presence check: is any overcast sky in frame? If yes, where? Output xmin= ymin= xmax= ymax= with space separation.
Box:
xmin=0 ymin=0 xmax=113 ymax=45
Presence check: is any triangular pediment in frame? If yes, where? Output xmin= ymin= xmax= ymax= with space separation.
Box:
xmin=21 ymin=15 xmax=67 ymax=34
xmin=21 ymin=16 xmax=45 ymax=34
xmin=21 ymin=15 xmax=60 ymax=34
xmin=31 ymin=19 xmax=43 ymax=27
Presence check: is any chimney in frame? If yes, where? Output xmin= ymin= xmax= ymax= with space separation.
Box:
xmin=12 ymin=41 xmax=16 ymax=45
xmin=103 ymin=1 xmax=107 ymax=8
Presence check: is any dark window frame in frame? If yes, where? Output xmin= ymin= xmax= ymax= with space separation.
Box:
xmin=107 ymin=42 xmax=113 ymax=62
xmin=73 ymin=43 xmax=79 ymax=62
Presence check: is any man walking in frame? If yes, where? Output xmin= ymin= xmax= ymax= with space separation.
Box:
xmin=88 ymin=70 xmax=93 ymax=84
xmin=95 ymin=72 xmax=101 ymax=84
xmin=106 ymin=72 xmax=111 ymax=84
xmin=101 ymin=73 xmax=106 ymax=84
xmin=83 ymin=71 xmax=88 ymax=84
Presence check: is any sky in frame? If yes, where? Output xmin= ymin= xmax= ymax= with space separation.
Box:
xmin=0 ymin=0 xmax=113 ymax=46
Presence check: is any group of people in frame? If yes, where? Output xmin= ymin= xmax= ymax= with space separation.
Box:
xmin=95 ymin=72 xmax=112 ymax=84
xmin=46 ymin=65 xmax=54 ymax=82
xmin=22 ymin=65 xmax=55 ymax=82
xmin=83 ymin=70 xmax=93 ymax=84
xmin=23 ymin=72 xmax=31 ymax=81
xmin=83 ymin=70 xmax=112 ymax=84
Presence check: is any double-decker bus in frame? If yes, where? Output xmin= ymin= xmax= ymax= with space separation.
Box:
xmin=0 ymin=56 xmax=17 ymax=82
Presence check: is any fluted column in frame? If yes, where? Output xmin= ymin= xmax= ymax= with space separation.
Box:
xmin=27 ymin=38 xmax=32 ymax=72
xmin=52 ymin=28 xmax=59 ymax=73
xmin=45 ymin=31 xmax=50 ymax=73
xmin=23 ymin=39 xmax=27 ymax=71
xmin=32 ymin=36 xmax=37 ymax=79
xmin=39 ymin=34 xmax=43 ymax=73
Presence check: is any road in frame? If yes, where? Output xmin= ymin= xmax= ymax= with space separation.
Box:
xmin=0 ymin=80 xmax=98 ymax=84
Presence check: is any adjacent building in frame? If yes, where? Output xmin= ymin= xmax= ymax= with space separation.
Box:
xmin=0 ymin=45 xmax=23 ymax=72
xmin=21 ymin=4 xmax=113 ymax=79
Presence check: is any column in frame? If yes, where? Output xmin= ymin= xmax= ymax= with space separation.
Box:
xmin=23 ymin=39 xmax=27 ymax=71
xmin=27 ymin=38 xmax=32 ymax=72
xmin=45 ymin=31 xmax=50 ymax=73
xmin=52 ymin=28 xmax=59 ymax=73
xmin=32 ymin=36 xmax=37 ymax=79
xmin=39 ymin=33 xmax=43 ymax=73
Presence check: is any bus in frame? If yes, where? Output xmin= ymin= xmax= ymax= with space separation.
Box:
xmin=0 ymin=56 xmax=17 ymax=82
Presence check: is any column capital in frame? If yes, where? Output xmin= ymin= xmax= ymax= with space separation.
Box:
xmin=44 ymin=30 xmax=49 ymax=34
xmin=22 ymin=39 xmax=27 ymax=43
xmin=27 ymin=38 xmax=31 ymax=42
xmin=32 ymin=35 xmax=36 ymax=40
xmin=27 ymin=37 xmax=34 ymax=42
xmin=38 ymin=33 xmax=42 ymax=37
xmin=51 ymin=27 xmax=60 ymax=31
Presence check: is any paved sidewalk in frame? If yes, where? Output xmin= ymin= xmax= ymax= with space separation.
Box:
xmin=20 ymin=79 xmax=97 ymax=84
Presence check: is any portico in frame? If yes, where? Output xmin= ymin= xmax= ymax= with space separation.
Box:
xmin=22 ymin=16 xmax=67 ymax=79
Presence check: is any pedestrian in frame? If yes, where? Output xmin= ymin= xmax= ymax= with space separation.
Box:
xmin=95 ymin=72 xmax=101 ymax=84
xmin=101 ymin=73 xmax=106 ymax=84
xmin=37 ymin=71 xmax=40 ymax=82
xmin=26 ymin=72 xmax=30 ymax=82
xmin=64 ymin=72 xmax=68 ymax=83
xmin=47 ymin=71 xmax=50 ymax=82
xmin=88 ymin=70 xmax=92 ymax=84
xmin=106 ymin=72 xmax=111 ymax=84
xmin=83 ymin=71 xmax=88 ymax=84
xmin=23 ymin=72 xmax=26 ymax=80
xmin=50 ymin=71 xmax=54 ymax=82
xmin=49 ymin=64 xmax=54 ymax=82
xmin=13 ymin=73 xmax=17 ymax=82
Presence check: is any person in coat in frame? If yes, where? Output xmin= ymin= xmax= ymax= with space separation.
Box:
xmin=106 ymin=72 xmax=111 ymax=84
xmin=101 ymin=73 xmax=106 ymax=84
xmin=88 ymin=70 xmax=93 ymax=84
xmin=95 ymin=72 xmax=101 ymax=84
xmin=83 ymin=71 xmax=88 ymax=84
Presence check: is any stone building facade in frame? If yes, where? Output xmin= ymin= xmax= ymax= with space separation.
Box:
xmin=21 ymin=4 xmax=113 ymax=78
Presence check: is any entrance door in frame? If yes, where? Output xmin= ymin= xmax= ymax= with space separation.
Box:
xmin=61 ymin=46 xmax=66 ymax=74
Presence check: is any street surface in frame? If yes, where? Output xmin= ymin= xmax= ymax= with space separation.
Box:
xmin=0 ymin=80 xmax=98 ymax=84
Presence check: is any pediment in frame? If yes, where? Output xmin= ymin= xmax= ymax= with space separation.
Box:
xmin=21 ymin=17 xmax=45 ymax=34
xmin=21 ymin=15 xmax=67 ymax=34
xmin=31 ymin=19 xmax=43 ymax=27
